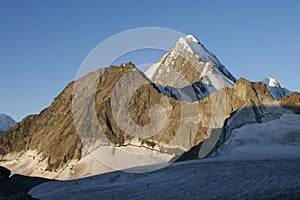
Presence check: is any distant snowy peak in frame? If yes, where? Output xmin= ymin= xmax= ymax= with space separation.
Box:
xmin=262 ymin=77 xmax=292 ymax=99
xmin=263 ymin=77 xmax=285 ymax=88
xmin=0 ymin=114 xmax=16 ymax=133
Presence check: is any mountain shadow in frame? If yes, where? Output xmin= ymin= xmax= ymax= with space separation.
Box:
xmin=0 ymin=166 xmax=52 ymax=199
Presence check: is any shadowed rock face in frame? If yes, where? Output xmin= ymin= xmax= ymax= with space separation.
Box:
xmin=0 ymin=114 xmax=16 ymax=134
xmin=0 ymin=62 xmax=298 ymax=178
xmin=0 ymin=166 xmax=50 ymax=199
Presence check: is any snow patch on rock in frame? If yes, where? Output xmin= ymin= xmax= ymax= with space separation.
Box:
xmin=262 ymin=77 xmax=292 ymax=99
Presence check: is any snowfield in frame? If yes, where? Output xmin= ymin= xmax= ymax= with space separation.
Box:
xmin=210 ymin=113 xmax=300 ymax=161
xmin=29 ymin=159 xmax=300 ymax=200
xmin=29 ymin=113 xmax=300 ymax=199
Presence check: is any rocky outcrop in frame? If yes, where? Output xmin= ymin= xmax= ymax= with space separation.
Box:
xmin=0 ymin=82 xmax=82 ymax=171
xmin=281 ymin=92 xmax=300 ymax=114
xmin=0 ymin=166 xmax=50 ymax=199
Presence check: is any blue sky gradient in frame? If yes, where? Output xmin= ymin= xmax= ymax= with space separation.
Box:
xmin=1 ymin=0 xmax=299 ymax=121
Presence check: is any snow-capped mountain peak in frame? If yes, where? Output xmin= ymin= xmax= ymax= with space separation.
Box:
xmin=263 ymin=77 xmax=285 ymax=88
xmin=184 ymin=34 xmax=200 ymax=43
xmin=145 ymin=34 xmax=236 ymax=102
xmin=177 ymin=35 xmax=221 ymax=66
xmin=262 ymin=77 xmax=292 ymax=99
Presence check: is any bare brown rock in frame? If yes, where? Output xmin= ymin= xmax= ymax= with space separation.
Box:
xmin=281 ymin=92 xmax=300 ymax=114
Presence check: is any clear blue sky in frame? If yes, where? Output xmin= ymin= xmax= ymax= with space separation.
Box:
xmin=1 ymin=0 xmax=299 ymax=121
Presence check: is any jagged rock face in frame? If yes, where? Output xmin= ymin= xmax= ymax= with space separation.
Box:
xmin=0 ymin=63 xmax=192 ymax=175
xmin=72 ymin=63 xmax=184 ymax=151
xmin=0 ymin=82 xmax=82 ymax=171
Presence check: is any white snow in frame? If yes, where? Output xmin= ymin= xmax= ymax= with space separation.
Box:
xmin=156 ymin=66 xmax=234 ymax=102
xmin=29 ymin=159 xmax=300 ymax=200
xmin=263 ymin=77 xmax=285 ymax=88
xmin=185 ymin=34 xmax=200 ymax=43
xmin=144 ymin=62 xmax=160 ymax=80
xmin=28 ymin=112 xmax=300 ymax=199
xmin=262 ymin=77 xmax=292 ymax=99
xmin=205 ymin=70 xmax=234 ymax=90
xmin=210 ymin=113 xmax=300 ymax=161
xmin=178 ymin=35 xmax=225 ymax=71
xmin=0 ymin=150 xmax=113 ymax=180
xmin=180 ymin=35 xmax=236 ymax=83
xmin=144 ymin=34 xmax=236 ymax=103
xmin=178 ymin=37 xmax=210 ymax=61
xmin=88 ymin=145 xmax=173 ymax=173
xmin=0 ymin=144 xmax=174 ymax=180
